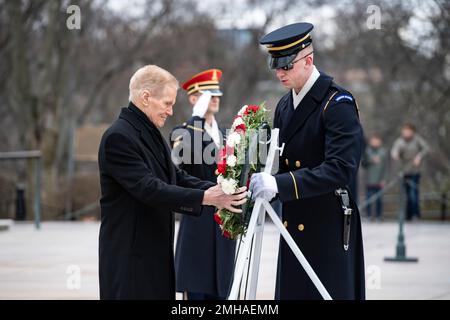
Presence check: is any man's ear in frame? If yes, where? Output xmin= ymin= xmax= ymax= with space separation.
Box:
xmin=306 ymin=54 xmax=314 ymax=67
xmin=188 ymin=94 xmax=198 ymax=106
xmin=141 ymin=89 xmax=151 ymax=106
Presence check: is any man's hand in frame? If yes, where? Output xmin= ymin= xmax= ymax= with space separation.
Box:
xmin=372 ymin=155 xmax=381 ymax=163
xmin=203 ymin=185 xmax=247 ymax=213
xmin=249 ymin=172 xmax=278 ymax=201
xmin=413 ymin=155 xmax=422 ymax=167
xmin=192 ymin=91 xmax=212 ymax=118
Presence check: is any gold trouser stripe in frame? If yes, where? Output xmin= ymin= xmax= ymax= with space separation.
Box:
xmin=187 ymin=125 xmax=204 ymax=132
xmin=267 ymin=33 xmax=310 ymax=51
xmin=289 ymin=171 xmax=299 ymax=200
xmin=323 ymin=91 xmax=338 ymax=113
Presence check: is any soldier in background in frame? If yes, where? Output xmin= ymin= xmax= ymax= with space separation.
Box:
xmin=170 ymin=69 xmax=236 ymax=300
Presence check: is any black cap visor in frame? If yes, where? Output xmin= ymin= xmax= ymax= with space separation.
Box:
xmin=269 ymin=53 xmax=297 ymax=69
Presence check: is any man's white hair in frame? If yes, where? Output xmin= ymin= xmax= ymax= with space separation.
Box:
xmin=129 ymin=65 xmax=179 ymax=102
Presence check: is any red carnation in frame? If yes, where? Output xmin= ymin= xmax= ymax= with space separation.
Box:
xmin=235 ymin=123 xmax=246 ymax=133
xmin=217 ymin=162 xmax=227 ymax=174
xmin=249 ymin=105 xmax=260 ymax=112
xmin=223 ymin=230 xmax=231 ymax=238
xmin=214 ymin=212 xmax=223 ymax=225
xmin=244 ymin=105 xmax=260 ymax=115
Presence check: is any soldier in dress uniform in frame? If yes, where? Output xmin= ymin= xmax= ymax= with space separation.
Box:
xmin=249 ymin=23 xmax=366 ymax=300
xmin=170 ymin=69 xmax=236 ymax=300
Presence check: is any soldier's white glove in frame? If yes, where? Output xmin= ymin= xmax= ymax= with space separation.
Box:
xmin=192 ymin=91 xmax=212 ymax=118
xmin=249 ymin=172 xmax=278 ymax=201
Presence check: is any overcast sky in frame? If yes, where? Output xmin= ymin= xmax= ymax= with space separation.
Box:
xmin=107 ymin=0 xmax=336 ymax=30
xmin=107 ymin=0 xmax=441 ymax=55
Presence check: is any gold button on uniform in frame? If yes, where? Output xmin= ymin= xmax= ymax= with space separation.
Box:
xmin=285 ymin=159 xmax=289 ymax=166
xmin=298 ymin=224 xmax=305 ymax=231
xmin=295 ymin=160 xmax=301 ymax=168
xmin=283 ymin=221 xmax=288 ymax=228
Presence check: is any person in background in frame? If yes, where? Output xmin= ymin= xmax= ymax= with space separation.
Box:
xmin=170 ymin=69 xmax=236 ymax=300
xmin=391 ymin=123 xmax=430 ymax=220
xmin=362 ymin=133 xmax=387 ymax=221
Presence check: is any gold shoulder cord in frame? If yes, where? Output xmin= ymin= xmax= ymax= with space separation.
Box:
xmin=323 ymin=91 xmax=360 ymax=119
xmin=187 ymin=125 xmax=204 ymax=132
xmin=322 ymin=91 xmax=338 ymax=113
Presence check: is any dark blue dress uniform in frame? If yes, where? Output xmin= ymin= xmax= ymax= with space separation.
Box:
xmin=261 ymin=23 xmax=366 ymax=300
xmin=170 ymin=70 xmax=236 ymax=299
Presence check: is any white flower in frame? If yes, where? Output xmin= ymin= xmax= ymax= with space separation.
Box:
xmin=226 ymin=131 xmax=241 ymax=148
xmin=221 ymin=178 xmax=237 ymax=195
xmin=217 ymin=175 xmax=224 ymax=184
xmin=237 ymin=105 xmax=248 ymax=116
xmin=227 ymin=155 xmax=237 ymax=167
xmin=232 ymin=116 xmax=245 ymax=129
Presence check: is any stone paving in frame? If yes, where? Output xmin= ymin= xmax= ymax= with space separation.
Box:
xmin=0 ymin=220 xmax=449 ymax=300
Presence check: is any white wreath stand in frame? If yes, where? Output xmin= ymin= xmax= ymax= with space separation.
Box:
xmin=227 ymin=128 xmax=332 ymax=300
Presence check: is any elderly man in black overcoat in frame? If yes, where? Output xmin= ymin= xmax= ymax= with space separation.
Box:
xmin=98 ymin=65 xmax=247 ymax=300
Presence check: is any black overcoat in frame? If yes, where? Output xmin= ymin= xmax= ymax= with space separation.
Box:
xmin=98 ymin=103 xmax=214 ymax=300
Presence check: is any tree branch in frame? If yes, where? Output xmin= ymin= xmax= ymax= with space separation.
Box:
xmin=76 ymin=0 xmax=175 ymax=125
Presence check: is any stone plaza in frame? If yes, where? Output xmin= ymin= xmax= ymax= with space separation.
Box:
xmin=0 ymin=219 xmax=449 ymax=300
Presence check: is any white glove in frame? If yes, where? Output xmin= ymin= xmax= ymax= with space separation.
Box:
xmin=249 ymin=172 xmax=278 ymax=201
xmin=192 ymin=91 xmax=212 ymax=118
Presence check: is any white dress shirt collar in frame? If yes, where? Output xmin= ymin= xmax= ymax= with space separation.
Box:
xmin=292 ymin=65 xmax=320 ymax=110
xmin=204 ymin=118 xmax=221 ymax=147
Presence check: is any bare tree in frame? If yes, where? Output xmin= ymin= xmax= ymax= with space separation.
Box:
xmin=327 ymin=0 xmax=450 ymax=190
xmin=1 ymin=0 xmax=447 ymax=218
